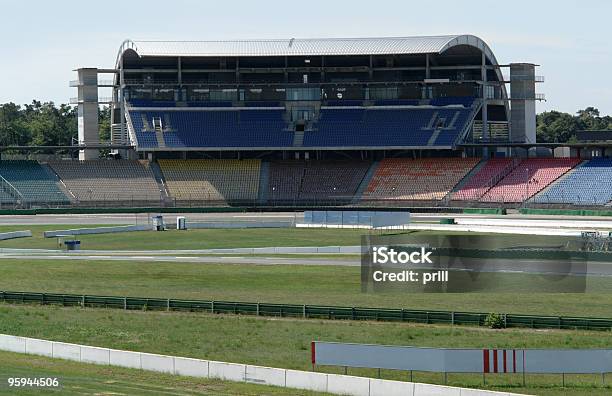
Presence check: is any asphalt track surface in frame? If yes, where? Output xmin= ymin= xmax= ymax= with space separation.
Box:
xmin=1 ymin=250 xmax=611 ymax=277
xmin=0 ymin=212 xmax=301 ymax=225
xmin=5 ymin=211 xmax=612 ymax=226
xmin=1 ymin=211 xmax=611 ymax=277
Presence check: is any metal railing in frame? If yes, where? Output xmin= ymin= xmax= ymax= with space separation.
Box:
xmin=1 ymin=291 xmax=611 ymax=331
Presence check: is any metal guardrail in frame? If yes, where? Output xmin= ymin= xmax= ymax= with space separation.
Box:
xmin=0 ymin=291 xmax=611 ymax=331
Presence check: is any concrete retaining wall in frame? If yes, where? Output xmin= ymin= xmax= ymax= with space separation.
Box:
xmin=0 ymin=334 xmax=526 ymax=396
xmin=44 ymin=225 xmax=153 ymax=238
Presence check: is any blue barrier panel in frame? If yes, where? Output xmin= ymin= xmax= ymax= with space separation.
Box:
xmin=304 ymin=211 xmax=313 ymax=223
xmin=326 ymin=211 xmax=342 ymax=225
xmin=302 ymin=211 xmax=410 ymax=227
xmin=342 ymin=211 xmax=359 ymax=225
xmin=312 ymin=211 xmax=326 ymax=224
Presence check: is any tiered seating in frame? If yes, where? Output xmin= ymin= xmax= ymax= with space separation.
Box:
xmin=453 ymin=158 xmax=514 ymax=201
xmin=159 ymin=159 xmax=260 ymax=202
xmin=135 ymin=131 xmax=159 ymax=148
xmin=532 ymin=158 xmax=612 ymax=205
xmin=268 ymin=162 xmax=304 ymax=202
xmin=267 ymin=161 xmax=370 ymax=203
xmin=0 ymin=161 xmax=70 ymax=204
xmin=0 ymin=189 xmax=16 ymax=204
xmin=128 ymin=109 xmax=293 ymax=148
xmin=299 ymin=161 xmax=370 ymax=201
xmin=362 ymin=158 xmax=479 ymax=201
xmin=434 ymin=108 xmax=472 ymax=145
xmin=480 ymin=158 xmax=581 ymax=203
xmin=129 ymin=112 xmax=159 ymax=148
xmin=48 ymin=160 xmax=161 ymax=202
xmin=305 ymin=107 xmax=472 ymax=147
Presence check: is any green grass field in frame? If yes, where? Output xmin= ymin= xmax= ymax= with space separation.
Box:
xmin=0 ymin=258 xmax=610 ymax=317
xmin=0 ymin=226 xmax=610 ymax=395
xmin=0 ymin=224 xmax=579 ymax=251
xmin=0 ymin=225 xmax=366 ymax=250
xmin=0 ymin=350 xmax=327 ymax=395
xmin=0 ymin=304 xmax=610 ymax=395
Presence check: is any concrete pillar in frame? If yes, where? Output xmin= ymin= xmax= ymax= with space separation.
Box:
xmin=77 ymin=68 xmax=100 ymax=160
xmin=510 ymin=63 xmax=537 ymax=144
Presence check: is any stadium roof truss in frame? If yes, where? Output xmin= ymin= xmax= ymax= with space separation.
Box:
xmin=116 ymin=35 xmax=498 ymax=61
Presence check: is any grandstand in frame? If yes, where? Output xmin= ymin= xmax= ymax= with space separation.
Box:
xmin=532 ymin=158 xmax=612 ymax=205
xmin=479 ymin=158 xmax=581 ymax=203
xmin=0 ymin=34 xmax=573 ymax=210
xmin=362 ymin=158 xmax=480 ymax=201
xmin=0 ymin=161 xmax=70 ymax=206
xmin=159 ymin=159 xmax=260 ymax=203
xmin=452 ymin=158 xmax=516 ymax=201
xmin=267 ymin=161 xmax=370 ymax=204
xmin=47 ymin=160 xmax=162 ymax=204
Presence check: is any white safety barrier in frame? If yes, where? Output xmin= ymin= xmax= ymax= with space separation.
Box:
xmin=298 ymin=222 xmax=587 ymax=236
xmin=0 ymin=230 xmax=31 ymax=240
xmin=455 ymin=218 xmax=612 ymax=230
xmin=44 ymin=225 xmax=153 ymax=238
xmin=0 ymin=334 xmax=526 ymax=396
xmin=186 ymin=221 xmax=293 ymax=229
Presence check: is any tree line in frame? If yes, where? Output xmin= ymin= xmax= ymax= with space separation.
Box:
xmin=0 ymin=101 xmax=110 ymax=149
xmin=0 ymin=101 xmax=610 ymax=147
xmin=537 ymin=107 xmax=612 ymax=143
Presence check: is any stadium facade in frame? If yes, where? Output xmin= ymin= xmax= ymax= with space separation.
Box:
xmin=73 ymin=35 xmax=540 ymax=161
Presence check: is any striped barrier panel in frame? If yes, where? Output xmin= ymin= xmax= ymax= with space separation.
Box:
xmin=313 ymin=342 xmax=612 ymax=374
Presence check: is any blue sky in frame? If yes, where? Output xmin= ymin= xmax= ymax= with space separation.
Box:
xmin=1 ymin=0 xmax=609 ymax=115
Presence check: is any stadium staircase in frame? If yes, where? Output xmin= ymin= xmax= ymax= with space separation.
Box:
xmin=0 ymin=176 xmax=22 ymax=205
xmin=426 ymin=128 xmax=442 ymax=146
xmin=148 ymin=161 xmax=173 ymax=206
xmin=292 ymin=131 xmax=304 ymax=147
xmin=448 ymin=159 xmax=486 ymax=199
xmin=352 ymin=161 xmax=380 ymax=204
xmin=452 ymin=158 xmax=520 ymax=201
xmin=152 ymin=116 xmax=166 ymax=148
xmin=257 ymin=162 xmax=270 ymax=204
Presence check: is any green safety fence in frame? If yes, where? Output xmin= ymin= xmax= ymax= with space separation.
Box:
xmin=462 ymin=208 xmax=507 ymax=215
xmin=520 ymin=208 xmax=612 ymax=217
xmin=1 ymin=290 xmax=610 ymax=331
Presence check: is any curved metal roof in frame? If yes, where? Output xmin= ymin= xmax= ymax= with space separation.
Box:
xmin=117 ymin=34 xmax=498 ymax=63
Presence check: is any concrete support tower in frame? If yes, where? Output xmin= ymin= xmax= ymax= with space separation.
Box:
xmin=510 ymin=63 xmax=538 ymax=144
xmin=75 ymin=68 xmax=100 ymax=160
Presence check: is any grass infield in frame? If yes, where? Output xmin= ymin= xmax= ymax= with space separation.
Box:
xmin=0 ymin=258 xmax=611 ymax=317
xmin=0 ymin=304 xmax=610 ymax=395
xmin=0 ymin=350 xmax=326 ymax=395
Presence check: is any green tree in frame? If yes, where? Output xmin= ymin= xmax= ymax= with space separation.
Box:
xmin=536 ymin=111 xmax=584 ymax=143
